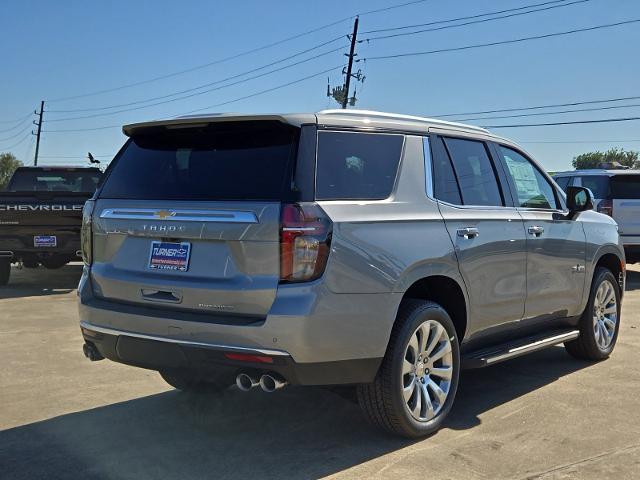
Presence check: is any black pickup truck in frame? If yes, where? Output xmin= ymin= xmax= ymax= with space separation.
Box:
xmin=0 ymin=166 xmax=102 ymax=285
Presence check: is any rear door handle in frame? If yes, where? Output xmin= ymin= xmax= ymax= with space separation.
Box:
xmin=528 ymin=225 xmax=544 ymax=237
xmin=457 ymin=227 xmax=480 ymax=239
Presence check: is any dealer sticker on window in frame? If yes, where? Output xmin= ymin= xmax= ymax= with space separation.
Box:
xmin=34 ymin=235 xmax=57 ymax=248
xmin=148 ymin=241 xmax=191 ymax=271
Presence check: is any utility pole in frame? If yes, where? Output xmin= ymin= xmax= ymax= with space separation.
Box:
xmin=33 ymin=100 xmax=44 ymax=166
xmin=327 ymin=17 xmax=364 ymax=108
xmin=342 ymin=16 xmax=359 ymax=109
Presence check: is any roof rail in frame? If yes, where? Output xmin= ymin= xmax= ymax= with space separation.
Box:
xmin=317 ymin=109 xmax=490 ymax=134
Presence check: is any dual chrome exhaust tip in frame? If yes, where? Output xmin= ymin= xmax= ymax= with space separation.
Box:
xmin=82 ymin=342 xmax=104 ymax=361
xmin=236 ymin=372 xmax=287 ymax=393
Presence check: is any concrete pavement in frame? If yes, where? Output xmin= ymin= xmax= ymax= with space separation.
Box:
xmin=1 ymin=263 xmax=639 ymax=479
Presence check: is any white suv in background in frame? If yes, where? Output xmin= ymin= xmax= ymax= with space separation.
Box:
xmin=553 ymin=170 xmax=640 ymax=263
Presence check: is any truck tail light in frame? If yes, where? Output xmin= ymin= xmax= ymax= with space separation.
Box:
xmin=81 ymin=200 xmax=95 ymax=266
xmin=597 ymin=199 xmax=613 ymax=217
xmin=280 ymin=203 xmax=332 ymax=283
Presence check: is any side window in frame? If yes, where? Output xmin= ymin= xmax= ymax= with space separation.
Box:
xmin=315 ymin=131 xmax=404 ymax=200
xmin=443 ymin=137 xmax=504 ymax=207
xmin=553 ymin=176 xmax=571 ymax=193
xmin=429 ymin=136 xmax=462 ymax=205
xmin=498 ymin=146 xmax=558 ymax=209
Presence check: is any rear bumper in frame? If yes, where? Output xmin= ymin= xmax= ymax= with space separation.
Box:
xmin=80 ymin=320 xmax=381 ymax=386
xmin=0 ymin=230 xmax=81 ymax=254
xmin=77 ymin=268 xmax=399 ymax=385
xmin=0 ymin=237 xmax=81 ymax=261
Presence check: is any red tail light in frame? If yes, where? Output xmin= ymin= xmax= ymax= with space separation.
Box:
xmin=81 ymin=200 xmax=95 ymax=266
xmin=280 ymin=203 xmax=332 ymax=283
xmin=597 ymin=199 xmax=613 ymax=217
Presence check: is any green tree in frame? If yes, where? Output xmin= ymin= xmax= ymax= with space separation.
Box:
xmin=0 ymin=153 xmax=23 ymax=190
xmin=572 ymin=148 xmax=640 ymax=170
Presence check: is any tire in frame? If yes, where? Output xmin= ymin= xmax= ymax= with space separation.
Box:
xmin=357 ymin=299 xmax=460 ymax=438
xmin=565 ymin=267 xmax=621 ymax=361
xmin=0 ymin=259 xmax=10 ymax=286
xmin=159 ymin=369 xmax=232 ymax=393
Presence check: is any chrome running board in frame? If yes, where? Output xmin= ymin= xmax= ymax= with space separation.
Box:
xmin=462 ymin=329 xmax=580 ymax=369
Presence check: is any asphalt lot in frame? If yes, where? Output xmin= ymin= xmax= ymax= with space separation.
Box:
xmin=1 ymin=263 xmax=639 ymax=480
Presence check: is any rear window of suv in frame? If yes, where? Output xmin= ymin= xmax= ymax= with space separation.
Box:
xmin=580 ymin=175 xmax=610 ymax=199
xmin=7 ymin=169 xmax=101 ymax=193
xmin=99 ymin=121 xmax=300 ymax=201
xmin=315 ymin=131 xmax=404 ymax=200
xmin=611 ymin=175 xmax=640 ymax=199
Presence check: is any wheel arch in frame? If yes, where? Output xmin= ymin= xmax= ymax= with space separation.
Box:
xmin=397 ymin=274 xmax=468 ymax=343
xmin=594 ymin=249 xmax=625 ymax=295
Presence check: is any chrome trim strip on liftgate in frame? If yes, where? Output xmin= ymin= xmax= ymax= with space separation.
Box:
xmin=80 ymin=320 xmax=290 ymax=356
xmin=99 ymin=208 xmax=258 ymax=223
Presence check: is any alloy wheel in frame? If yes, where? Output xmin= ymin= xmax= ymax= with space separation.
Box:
xmin=593 ymin=279 xmax=618 ymax=351
xmin=402 ymin=319 xmax=453 ymax=422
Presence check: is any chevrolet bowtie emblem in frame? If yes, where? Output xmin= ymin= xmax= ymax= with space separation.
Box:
xmin=155 ymin=210 xmax=175 ymax=219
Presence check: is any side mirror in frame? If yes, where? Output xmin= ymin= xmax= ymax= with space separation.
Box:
xmin=566 ymin=186 xmax=594 ymax=213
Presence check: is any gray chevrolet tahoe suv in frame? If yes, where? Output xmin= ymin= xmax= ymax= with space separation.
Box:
xmin=78 ymin=110 xmax=624 ymax=438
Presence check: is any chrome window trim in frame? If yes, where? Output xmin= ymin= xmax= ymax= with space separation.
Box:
xmin=423 ymin=136 xmax=434 ymax=198
xmin=432 ymin=199 xmax=517 ymax=211
xmin=80 ymin=321 xmax=290 ymax=356
xmin=100 ymin=208 xmax=258 ymax=223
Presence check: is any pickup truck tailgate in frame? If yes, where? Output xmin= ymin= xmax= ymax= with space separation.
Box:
xmin=0 ymin=193 xmax=86 ymax=251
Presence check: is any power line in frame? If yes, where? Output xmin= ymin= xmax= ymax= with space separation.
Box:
xmin=43 ymin=124 xmax=122 ymax=133
xmin=178 ymin=65 xmax=344 ymax=115
xmin=44 ymin=47 xmax=346 ymax=122
xmin=0 ymin=111 xmax=33 ymax=125
xmin=46 ymin=38 xmax=346 ymax=114
xmin=362 ymin=0 xmax=570 ymax=33
xmin=43 ymin=65 xmax=344 ymax=132
xmin=22 ymin=135 xmax=35 ymax=165
xmin=0 ymin=132 xmax=33 ymax=152
xmin=454 ymin=101 xmax=640 ymax=122
xmin=46 ymin=0 xmax=429 ymax=103
xmin=365 ymin=0 xmax=591 ymax=41
xmin=434 ymin=95 xmax=640 ymax=118
xmin=0 ymin=123 xmax=32 ymax=143
xmin=47 ymin=36 xmax=348 ymax=104
xmin=367 ymin=19 xmax=640 ymax=60
xmin=357 ymin=0 xmax=429 ymax=16
xmin=0 ymin=117 xmax=32 ymax=134
xmin=483 ymin=116 xmax=640 ymax=128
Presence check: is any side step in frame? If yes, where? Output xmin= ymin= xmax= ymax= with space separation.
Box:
xmin=462 ymin=329 xmax=580 ymax=369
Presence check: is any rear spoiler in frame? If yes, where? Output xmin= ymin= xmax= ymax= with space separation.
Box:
xmin=123 ymin=113 xmax=315 ymax=137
